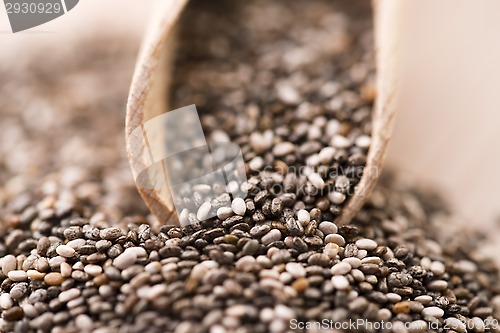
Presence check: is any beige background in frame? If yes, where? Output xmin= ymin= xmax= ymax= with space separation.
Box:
xmin=0 ymin=0 xmax=160 ymax=61
xmin=387 ymin=0 xmax=500 ymax=229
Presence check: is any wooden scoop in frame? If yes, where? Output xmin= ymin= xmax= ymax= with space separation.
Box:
xmin=125 ymin=0 xmax=400 ymax=225
xmin=337 ymin=0 xmax=401 ymax=224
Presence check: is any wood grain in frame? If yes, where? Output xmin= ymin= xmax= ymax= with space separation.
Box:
xmin=125 ymin=0 xmax=188 ymax=225
xmin=336 ymin=0 xmax=400 ymax=224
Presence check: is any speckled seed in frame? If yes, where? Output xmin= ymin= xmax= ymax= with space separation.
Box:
xmin=9 ymin=283 xmax=27 ymax=300
xmin=56 ymin=245 xmax=76 ymax=258
xmin=60 ymin=262 xmax=72 ymax=278
xmin=261 ymin=229 xmax=281 ymax=246
xmin=393 ymin=301 xmax=411 ymax=314
xmin=59 ymin=288 xmax=81 ymax=303
xmin=231 ymin=198 xmax=246 ymax=216
xmin=217 ymin=207 xmax=233 ymax=220
xmin=297 ymin=210 xmax=310 ymax=225
xmin=190 ymin=263 xmax=209 ymax=281
xmin=272 ymin=142 xmax=295 ymax=157
xmin=308 ymin=173 xmax=325 ymax=189
xmin=355 ymin=238 xmax=378 ymax=250
xmin=331 ymin=275 xmax=350 ymax=290
xmin=3 ymin=306 xmax=24 ymax=321
xmin=318 ymin=221 xmax=337 ymax=235
xmin=235 ymin=256 xmax=256 ymax=272
xmin=343 ymin=257 xmax=362 ymax=269
xmin=334 ymin=176 xmax=350 ymax=192
xmin=328 ymin=191 xmax=346 ymax=205
xmin=386 ymin=293 xmax=402 ymax=303
xmin=241 ymin=239 xmax=259 ymax=256
xmin=113 ymin=251 xmax=137 ymax=270
xmin=36 ymin=237 xmax=50 ymax=256
xmin=318 ymin=147 xmax=335 ymax=164
xmin=84 ymin=264 xmax=103 ymax=276
xmin=411 ymin=302 xmax=426 ymax=314
xmin=44 ymin=272 xmax=64 ymax=286
xmin=430 ymin=261 xmax=445 ymax=275
xmin=2 ymin=255 xmax=17 ymax=275
xmin=415 ymin=295 xmax=433 ymax=305
xmin=325 ymin=234 xmax=345 ymax=246
xmin=145 ymin=284 xmax=167 ymax=300
xmin=0 ymin=293 xmax=14 ymax=310
xmin=49 ymin=256 xmax=66 ymax=269
xmin=360 ymin=256 xmax=382 ymax=265
xmin=21 ymin=303 xmax=39 ymax=318
xmin=27 ymin=270 xmax=45 ymax=280
xmin=275 ymin=304 xmax=295 ymax=320
xmin=331 ymin=135 xmax=351 ymax=148
xmin=66 ymin=239 xmax=86 ymax=250
xmin=378 ymin=308 xmax=392 ymax=321
xmin=179 ymin=209 xmax=189 ymax=225
xmin=95 ymin=240 xmax=112 ymax=252
xmin=292 ymin=278 xmax=309 ymax=293
xmin=34 ymin=258 xmax=49 ymax=273
xmin=285 ymin=262 xmax=306 ymax=278
xmin=260 ymin=308 xmax=274 ymax=323
xmin=100 ymin=227 xmax=122 ymax=240
xmin=248 ymin=156 xmax=264 ymax=170
xmin=455 ymin=260 xmax=477 ymax=273
xmin=350 ymin=269 xmax=365 ymax=282
xmin=145 ymin=262 xmax=162 ymax=274
xmin=249 ymin=132 xmax=268 ymax=154
xmin=420 ymin=257 xmax=432 ymax=270
xmin=272 ymin=318 xmax=289 ymax=333
xmin=357 ymin=249 xmax=368 ymax=259
xmin=75 ymin=314 xmax=93 ymax=330
xmin=324 ymin=243 xmax=340 ymax=258
xmin=124 ymin=247 xmax=147 ymax=258
xmin=8 ymin=270 xmax=28 ymax=282
xmin=427 ymin=280 xmax=448 ymax=291
xmin=227 ymin=304 xmax=252 ymax=317
xmin=197 ymin=201 xmax=212 ymax=221
xmin=354 ymin=135 xmax=371 ymax=149
xmin=421 ymin=306 xmax=444 ymax=318
xmin=331 ymin=262 xmax=351 ymax=275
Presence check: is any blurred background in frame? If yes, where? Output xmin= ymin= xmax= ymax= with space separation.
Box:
xmin=0 ymin=0 xmax=162 ymax=220
xmin=1 ymin=1 xmax=499 ymax=252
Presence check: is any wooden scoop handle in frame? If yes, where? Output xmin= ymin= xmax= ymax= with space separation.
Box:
xmin=125 ymin=0 xmax=188 ymax=225
xmin=336 ymin=0 xmax=400 ymax=224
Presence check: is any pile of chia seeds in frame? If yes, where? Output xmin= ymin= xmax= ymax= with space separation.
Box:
xmin=1 ymin=172 xmax=499 ymax=333
xmin=0 ymin=0 xmax=499 ymax=333
xmin=172 ymin=0 xmax=375 ymax=223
